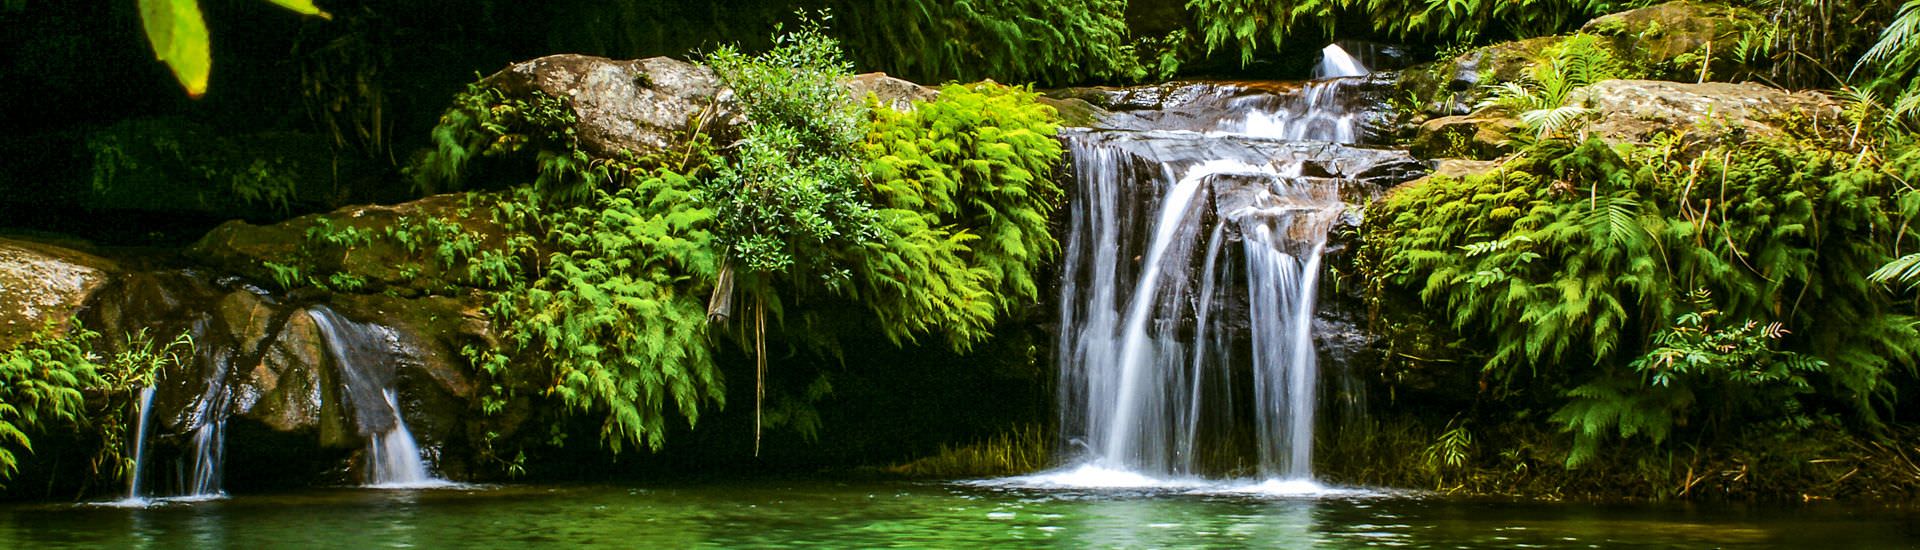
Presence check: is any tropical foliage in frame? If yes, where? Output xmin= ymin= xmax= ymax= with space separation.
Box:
xmin=402 ymin=22 xmax=1064 ymax=456
xmin=1187 ymin=0 xmax=1636 ymax=65
xmin=0 ymin=323 xmax=190 ymax=484
xmin=833 ymin=0 xmax=1140 ymax=85
xmin=1363 ymin=125 xmax=1920 ymax=467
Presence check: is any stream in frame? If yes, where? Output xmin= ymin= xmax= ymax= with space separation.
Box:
xmin=6 ymin=480 xmax=1914 ymax=548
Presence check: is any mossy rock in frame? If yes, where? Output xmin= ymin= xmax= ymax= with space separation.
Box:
xmin=1580 ymin=1 xmax=1763 ymax=81
xmin=1573 ymin=79 xmax=1845 ymax=148
xmin=190 ymin=192 xmax=518 ymax=296
xmin=1396 ymin=37 xmax=1570 ymax=121
xmin=1410 ymin=115 xmax=1518 ymax=160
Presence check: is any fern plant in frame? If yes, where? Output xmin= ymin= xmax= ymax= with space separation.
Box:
xmin=1479 ymin=34 xmax=1628 ymax=139
xmin=1554 ymin=291 xmax=1826 ymax=467
xmin=1364 ymin=128 xmax=1920 ymax=469
xmin=1855 ymin=0 xmax=1920 ymax=131
xmin=855 ymin=82 xmax=1066 ymax=350
xmin=0 ymin=323 xmax=100 ymax=481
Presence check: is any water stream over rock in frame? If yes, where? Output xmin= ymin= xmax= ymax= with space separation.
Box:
xmin=1033 ymin=46 xmax=1424 ymax=489
xmin=304 ymin=306 xmax=443 ymax=488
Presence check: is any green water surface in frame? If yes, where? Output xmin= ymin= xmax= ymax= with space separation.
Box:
xmin=2 ymin=480 xmax=1913 ymax=548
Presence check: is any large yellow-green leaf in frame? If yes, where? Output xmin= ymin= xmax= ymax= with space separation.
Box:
xmin=264 ymin=0 xmax=331 ymax=19
xmin=138 ymin=0 xmax=210 ymax=97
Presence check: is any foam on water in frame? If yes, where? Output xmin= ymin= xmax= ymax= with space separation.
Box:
xmin=976 ymin=465 xmax=1378 ymax=499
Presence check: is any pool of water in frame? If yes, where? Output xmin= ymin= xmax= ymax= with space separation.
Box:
xmin=3 ymin=479 xmax=1913 ymax=548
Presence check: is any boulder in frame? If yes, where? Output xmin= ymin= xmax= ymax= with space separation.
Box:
xmin=1581 ymin=1 xmax=1762 ymax=81
xmin=1397 ymin=1 xmax=1763 ymax=124
xmin=478 ymin=54 xmax=946 ymax=157
xmin=1574 ymin=79 xmax=1843 ymax=145
xmin=484 ymin=55 xmax=740 ymax=159
xmin=0 ymin=237 xmax=118 ymax=349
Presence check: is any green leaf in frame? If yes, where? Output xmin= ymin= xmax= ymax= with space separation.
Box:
xmin=138 ymin=0 xmax=211 ymax=97
xmin=264 ymin=0 xmax=331 ymax=18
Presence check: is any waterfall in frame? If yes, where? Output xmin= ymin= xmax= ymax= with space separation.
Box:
xmin=105 ymin=386 xmax=158 ymax=506
xmin=366 ymin=389 xmax=435 ymax=487
xmin=1315 ymin=44 xmax=1370 ymax=79
xmin=180 ymin=319 xmax=230 ymax=499
xmin=305 ymin=306 xmax=445 ymax=488
xmin=1042 ymin=47 xmax=1387 ymax=487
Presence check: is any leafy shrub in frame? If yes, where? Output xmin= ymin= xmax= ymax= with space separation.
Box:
xmin=704 ymin=19 xmax=878 ymax=281
xmin=1554 ymin=291 xmax=1827 ymax=466
xmin=86 ymin=118 xmax=310 ymax=214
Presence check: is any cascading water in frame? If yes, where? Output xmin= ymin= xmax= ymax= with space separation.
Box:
xmin=1027 ymin=45 xmax=1416 ymax=491
xmin=179 ymin=318 xmax=230 ymax=499
xmin=366 ymin=389 xmax=435 ymax=486
xmin=103 ymin=386 xmax=158 ymax=506
xmin=1314 ymin=44 xmax=1371 ymax=79
xmin=305 ymin=306 xmax=445 ymax=488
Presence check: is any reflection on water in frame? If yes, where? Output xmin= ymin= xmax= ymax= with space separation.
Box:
xmin=0 ymin=481 xmax=1913 ymax=548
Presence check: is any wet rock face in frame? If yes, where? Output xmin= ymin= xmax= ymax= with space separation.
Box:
xmin=0 ymin=238 xmax=118 ymax=348
xmin=238 ymin=303 xmax=327 ymax=435
xmin=1052 ymin=79 xmax=1401 ymax=140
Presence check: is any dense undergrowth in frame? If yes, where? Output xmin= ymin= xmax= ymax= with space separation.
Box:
xmin=375 ymin=23 xmax=1067 ymax=460
xmin=1354 ymin=66 xmax=1920 ymax=496
xmin=0 ymin=323 xmax=190 ymax=489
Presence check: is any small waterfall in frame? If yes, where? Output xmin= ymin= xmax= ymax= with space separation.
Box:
xmin=1040 ymin=46 xmax=1404 ymax=489
xmin=181 ymin=322 xmax=230 ymax=499
xmin=366 ymin=389 xmax=435 ymax=486
xmin=106 ymin=386 xmax=158 ymax=506
xmin=305 ymin=306 xmax=444 ymax=488
xmin=1314 ymin=44 xmax=1370 ymax=79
